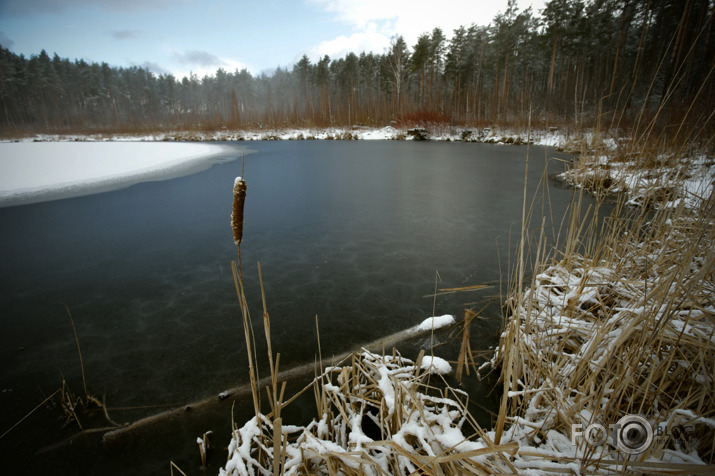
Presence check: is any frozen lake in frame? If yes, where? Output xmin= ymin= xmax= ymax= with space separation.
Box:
xmin=0 ymin=140 xmax=590 ymax=473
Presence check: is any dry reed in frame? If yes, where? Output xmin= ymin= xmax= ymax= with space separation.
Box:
xmin=480 ymin=128 xmax=715 ymax=473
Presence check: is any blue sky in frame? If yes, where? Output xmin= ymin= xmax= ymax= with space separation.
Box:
xmin=0 ymin=0 xmax=546 ymax=79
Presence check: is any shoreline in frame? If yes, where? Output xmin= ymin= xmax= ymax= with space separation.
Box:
xmin=1 ymin=125 xmax=570 ymax=147
xmin=3 ymin=130 xmax=711 ymax=472
xmin=0 ymin=127 xmax=573 ymax=209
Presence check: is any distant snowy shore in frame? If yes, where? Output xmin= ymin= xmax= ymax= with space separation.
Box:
xmin=0 ymin=142 xmax=240 ymax=207
xmin=0 ymin=126 xmax=576 ymax=208
xmin=4 ymin=125 xmax=571 ymax=147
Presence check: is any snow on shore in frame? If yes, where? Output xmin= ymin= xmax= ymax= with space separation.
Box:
xmin=0 ymin=142 xmax=238 ymax=207
xmin=9 ymin=125 xmax=572 ymax=146
xmin=0 ymin=126 xmax=573 ymax=207
xmin=560 ymin=153 xmax=715 ymax=210
xmin=481 ymin=147 xmax=715 ymax=472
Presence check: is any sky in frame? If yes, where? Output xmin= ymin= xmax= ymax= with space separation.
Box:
xmin=0 ymin=0 xmax=547 ymax=79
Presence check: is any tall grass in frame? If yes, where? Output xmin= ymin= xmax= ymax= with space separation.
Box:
xmin=485 ymin=113 xmax=714 ymax=472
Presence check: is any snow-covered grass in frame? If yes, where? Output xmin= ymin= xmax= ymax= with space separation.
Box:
xmin=0 ymin=141 xmax=237 ymax=207
xmin=480 ymin=138 xmax=715 ymax=473
xmin=220 ymin=349 xmax=510 ymax=476
xmin=560 ymin=149 xmax=715 ymax=210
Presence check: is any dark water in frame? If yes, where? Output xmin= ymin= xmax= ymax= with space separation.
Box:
xmin=0 ymin=141 xmax=589 ymax=474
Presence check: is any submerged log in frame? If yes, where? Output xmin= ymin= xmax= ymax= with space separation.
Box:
xmin=101 ymin=323 xmax=450 ymax=447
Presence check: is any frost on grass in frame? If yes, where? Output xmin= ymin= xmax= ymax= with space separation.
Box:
xmin=219 ymin=350 xmax=516 ymax=475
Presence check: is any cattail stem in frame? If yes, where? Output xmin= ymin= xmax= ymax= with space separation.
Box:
xmin=230 ymin=174 xmax=261 ymax=417
xmin=62 ymin=303 xmax=88 ymax=400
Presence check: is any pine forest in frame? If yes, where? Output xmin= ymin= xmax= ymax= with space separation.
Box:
xmin=0 ymin=0 xmax=712 ymax=139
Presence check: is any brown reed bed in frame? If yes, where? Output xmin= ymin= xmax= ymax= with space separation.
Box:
xmin=479 ymin=131 xmax=715 ymax=473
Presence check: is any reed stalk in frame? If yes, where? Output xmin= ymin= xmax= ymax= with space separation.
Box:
xmin=230 ymin=173 xmax=261 ymax=420
xmin=0 ymin=388 xmax=61 ymax=440
xmin=62 ymin=303 xmax=88 ymax=399
xmin=231 ymin=259 xmax=260 ymax=417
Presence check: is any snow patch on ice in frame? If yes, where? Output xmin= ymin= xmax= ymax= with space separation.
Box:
xmin=0 ymin=141 xmax=241 ymax=207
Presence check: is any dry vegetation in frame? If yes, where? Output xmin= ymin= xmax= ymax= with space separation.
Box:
xmin=485 ymin=179 xmax=714 ymax=473
xmin=222 ymin=350 xmax=519 ymax=475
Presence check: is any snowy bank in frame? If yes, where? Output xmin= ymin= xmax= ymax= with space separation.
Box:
xmin=560 ymin=153 xmax=715 ymax=209
xmin=482 ymin=146 xmax=715 ymax=471
xmin=9 ymin=125 xmax=576 ymax=147
xmin=0 ymin=142 xmax=241 ymax=207
xmin=484 ymin=216 xmax=714 ymax=471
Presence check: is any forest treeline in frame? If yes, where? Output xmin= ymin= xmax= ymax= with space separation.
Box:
xmin=0 ymin=0 xmax=712 ymax=135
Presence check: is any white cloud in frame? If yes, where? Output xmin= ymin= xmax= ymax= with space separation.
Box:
xmin=173 ymin=49 xmax=224 ymax=68
xmin=303 ymin=29 xmax=391 ymax=63
xmin=312 ymin=0 xmax=492 ymax=41
xmin=311 ymin=0 xmax=406 ymax=30
xmin=309 ymin=0 xmax=546 ymax=58
xmin=170 ymin=54 xmax=252 ymax=81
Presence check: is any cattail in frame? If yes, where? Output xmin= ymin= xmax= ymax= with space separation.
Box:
xmin=232 ymin=176 xmax=247 ymax=245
